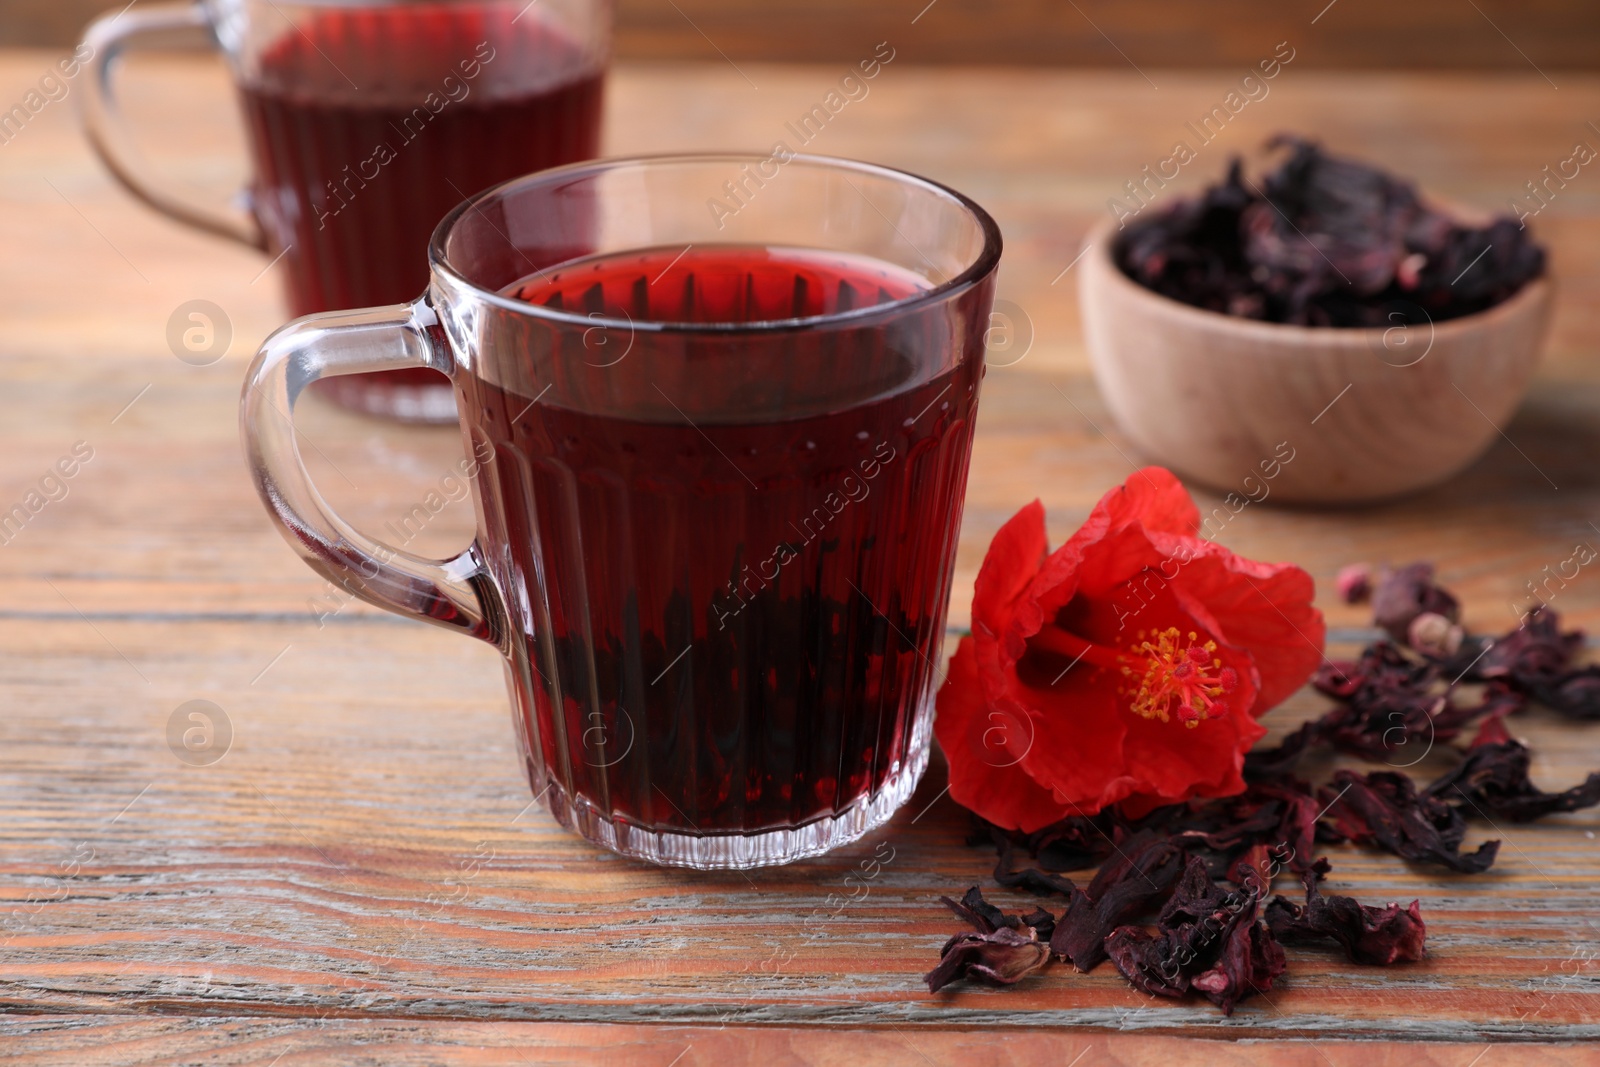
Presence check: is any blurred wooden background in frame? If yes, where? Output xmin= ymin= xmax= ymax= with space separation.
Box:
xmin=5 ymin=0 xmax=1600 ymax=69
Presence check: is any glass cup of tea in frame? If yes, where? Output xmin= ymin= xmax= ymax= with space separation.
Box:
xmin=240 ymin=154 xmax=1002 ymax=868
xmin=79 ymin=0 xmax=609 ymax=422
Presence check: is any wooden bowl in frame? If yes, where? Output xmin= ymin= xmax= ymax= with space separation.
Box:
xmin=1078 ymin=217 xmax=1554 ymax=505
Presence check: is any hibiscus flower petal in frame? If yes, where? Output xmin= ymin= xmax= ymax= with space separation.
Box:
xmin=1023 ymin=468 xmax=1198 ymax=622
xmin=1023 ymin=587 xmax=1264 ymax=815
xmin=973 ymin=500 xmax=1049 ymax=635
xmin=934 ymin=467 xmax=1324 ymax=827
xmin=1003 ymin=661 xmax=1146 ymax=817
xmin=1148 ymin=532 xmax=1326 ymax=714
xmin=1117 ymin=704 xmax=1269 ymax=815
xmin=937 ymin=638 xmax=1068 ymax=832
xmin=1097 ymin=466 xmax=1201 ymax=537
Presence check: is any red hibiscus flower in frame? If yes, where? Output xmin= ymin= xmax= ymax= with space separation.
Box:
xmin=935 ymin=467 xmax=1324 ymax=831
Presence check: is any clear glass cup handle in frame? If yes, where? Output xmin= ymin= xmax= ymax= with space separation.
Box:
xmin=240 ymin=298 xmax=507 ymax=645
xmin=79 ymin=2 xmax=265 ymax=249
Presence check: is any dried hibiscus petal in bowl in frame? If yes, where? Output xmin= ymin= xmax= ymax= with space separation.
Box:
xmin=1116 ymin=136 xmax=1546 ymax=327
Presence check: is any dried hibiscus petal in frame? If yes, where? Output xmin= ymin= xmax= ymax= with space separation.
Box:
xmin=968 ymin=810 xmax=1117 ymax=875
xmin=1438 ymin=606 xmax=1600 ymax=721
xmin=1310 ymin=643 xmax=1449 ymax=758
xmin=1460 ymin=606 xmax=1582 ymax=690
xmin=1104 ymin=925 xmax=1194 ymax=1000
xmin=1049 ymin=835 xmax=1186 ymax=971
xmin=1303 ymin=641 xmax=1512 ymax=762
xmin=1190 ymin=911 xmax=1287 ymax=1015
xmin=1116 ymin=138 xmax=1544 ymax=327
xmin=1528 ymin=666 xmax=1600 ymax=721
xmin=1103 ymin=857 xmax=1224 ymax=997
xmin=1265 ymin=871 xmax=1425 ymax=965
xmin=1437 ymin=682 xmax=1527 ymax=735
xmin=925 ymin=887 xmax=1054 ymax=992
xmin=1026 ymin=812 xmax=1119 ymax=871
xmin=1161 ymin=781 xmax=1322 ymax=880
xmin=1106 ymin=856 xmax=1284 ymax=1015
xmin=942 ymin=885 xmax=1010 ymax=934
xmin=1371 ymin=562 xmax=1461 ymax=646
xmin=1320 ymin=770 xmax=1500 ymax=873
xmin=1244 ymin=720 xmax=1323 ymax=780
xmin=925 ymin=927 xmax=1050 ymax=992
xmin=1423 ymin=717 xmax=1600 ymax=822
xmin=992 ymin=837 xmax=1080 ymax=898
xmin=1016 ymin=906 xmax=1058 ymax=943
xmin=1337 ymin=563 xmax=1375 ymax=604
xmin=1159 ymin=853 xmax=1240 ymax=925
xmin=1468 ymin=709 xmax=1514 ymax=747
xmin=942 ymin=886 xmax=1056 ymax=938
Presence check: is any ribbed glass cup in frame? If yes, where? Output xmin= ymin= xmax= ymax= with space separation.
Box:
xmin=241 ymin=154 xmax=1002 ymax=867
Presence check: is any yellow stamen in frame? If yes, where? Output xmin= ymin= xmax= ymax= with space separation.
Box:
xmin=1117 ymin=626 xmax=1237 ymax=727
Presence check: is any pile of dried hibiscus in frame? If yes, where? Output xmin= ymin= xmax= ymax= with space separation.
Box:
xmin=927 ymin=562 xmax=1600 ymax=1013
xmin=1115 ymin=135 xmax=1546 ymax=327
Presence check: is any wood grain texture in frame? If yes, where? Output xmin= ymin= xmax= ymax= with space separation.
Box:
xmin=7 ymin=1018 xmax=1600 ymax=1066
xmin=610 ymin=0 xmax=1600 ymax=70
xmin=2 ymin=53 xmax=1600 ymax=1058
xmin=6 ymin=0 xmax=1600 ymax=71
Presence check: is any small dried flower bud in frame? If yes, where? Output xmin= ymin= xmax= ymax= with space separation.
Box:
xmin=1336 ymin=563 xmax=1375 ymax=605
xmin=1409 ymin=612 xmax=1464 ymax=657
xmin=1372 ymin=561 xmax=1460 ymax=642
xmin=1396 ymin=252 xmax=1427 ymax=290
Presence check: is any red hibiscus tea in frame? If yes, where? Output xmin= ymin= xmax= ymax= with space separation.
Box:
xmin=80 ymin=0 xmax=606 ymax=423
xmin=241 ymin=156 xmax=1001 ymax=867
xmin=459 ymin=246 xmax=982 ymax=847
xmin=239 ymin=4 xmax=605 ymax=419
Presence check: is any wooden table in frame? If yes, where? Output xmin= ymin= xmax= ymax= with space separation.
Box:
xmin=2 ymin=49 xmax=1599 ymax=1063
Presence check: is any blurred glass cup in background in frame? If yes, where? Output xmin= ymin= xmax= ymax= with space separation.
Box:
xmin=79 ymin=0 xmax=611 ymax=422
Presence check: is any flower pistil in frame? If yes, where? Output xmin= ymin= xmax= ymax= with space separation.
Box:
xmin=1122 ymin=628 xmax=1238 ymax=728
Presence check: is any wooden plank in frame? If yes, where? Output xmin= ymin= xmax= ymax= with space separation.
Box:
xmin=7 ymin=0 xmax=1600 ymax=70
xmin=7 ymin=1017 xmax=1599 ymax=1066
xmin=611 ymin=0 xmax=1600 ymax=71
xmin=1 ymin=53 xmax=1600 ymax=1051
xmin=2 ymin=544 xmax=1598 ymax=1039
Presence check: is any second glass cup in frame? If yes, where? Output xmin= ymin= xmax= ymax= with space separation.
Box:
xmin=80 ymin=0 xmax=610 ymax=421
